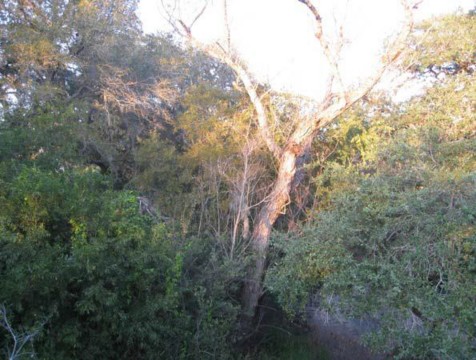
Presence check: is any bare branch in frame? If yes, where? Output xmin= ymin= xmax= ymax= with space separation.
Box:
xmin=225 ymin=59 xmax=282 ymax=159
xmin=178 ymin=19 xmax=191 ymax=36
xmin=223 ymin=0 xmax=232 ymax=52
xmin=295 ymin=0 xmax=414 ymax=135
xmin=160 ymin=0 xmax=209 ymax=37
xmin=1 ymin=305 xmax=45 ymax=360
xmin=297 ymin=0 xmax=346 ymax=95
xmin=336 ymin=0 xmax=414 ymax=108
xmin=190 ymin=1 xmax=209 ymax=29
xmin=168 ymin=0 xmax=282 ymax=159
xmin=159 ymin=0 xmax=183 ymax=35
xmin=97 ymin=64 xmax=176 ymax=126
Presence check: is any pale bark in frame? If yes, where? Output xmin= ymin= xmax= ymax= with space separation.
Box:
xmin=161 ymin=0 xmax=415 ymax=322
xmin=242 ymin=0 xmax=414 ymax=318
xmin=230 ymin=146 xmax=251 ymax=259
xmin=242 ymin=147 xmax=301 ymax=316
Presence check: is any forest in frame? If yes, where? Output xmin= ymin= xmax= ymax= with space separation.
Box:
xmin=0 ymin=0 xmax=474 ymax=359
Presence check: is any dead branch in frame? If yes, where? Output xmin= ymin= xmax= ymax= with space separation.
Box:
xmin=97 ymin=64 xmax=177 ymax=125
xmin=294 ymin=0 xmax=415 ymax=139
xmin=298 ymin=0 xmax=346 ymax=95
xmin=1 ymin=305 xmax=45 ymax=360
xmin=165 ymin=0 xmax=282 ymax=160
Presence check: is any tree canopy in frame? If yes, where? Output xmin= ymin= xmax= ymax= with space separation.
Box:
xmin=0 ymin=1 xmax=474 ymax=359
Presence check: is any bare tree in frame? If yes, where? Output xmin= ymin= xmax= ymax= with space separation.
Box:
xmin=159 ymin=0 xmax=415 ymax=320
xmin=219 ymin=134 xmax=265 ymax=260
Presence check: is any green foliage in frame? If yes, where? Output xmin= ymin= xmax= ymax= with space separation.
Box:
xmin=0 ymin=4 xmax=247 ymax=356
xmin=408 ymin=13 xmax=476 ymax=69
xmin=266 ymin=229 xmax=351 ymax=317
xmin=177 ymin=84 xmax=243 ymax=162
xmin=267 ymin=69 xmax=476 ymax=358
xmin=131 ymin=133 xmax=195 ymax=226
xmin=2 ymin=3 xmax=475 ymax=359
xmin=317 ymin=174 xmax=475 ymax=359
xmin=0 ymin=165 xmax=241 ymax=359
xmin=0 ymin=0 xmax=141 ymax=106
xmin=254 ymin=330 xmax=328 ymax=360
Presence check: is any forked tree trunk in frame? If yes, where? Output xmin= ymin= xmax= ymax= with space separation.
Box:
xmin=169 ymin=0 xmax=413 ymax=327
xmin=242 ymin=147 xmax=301 ymax=317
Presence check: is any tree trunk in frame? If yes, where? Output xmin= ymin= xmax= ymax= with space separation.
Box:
xmin=242 ymin=147 xmax=300 ymax=318
xmin=169 ymin=0 xmax=414 ymax=327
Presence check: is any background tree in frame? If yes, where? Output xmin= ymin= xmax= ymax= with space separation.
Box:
xmin=0 ymin=1 xmax=245 ymax=358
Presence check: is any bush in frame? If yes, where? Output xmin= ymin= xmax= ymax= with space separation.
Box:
xmin=0 ymin=167 xmax=241 ymax=359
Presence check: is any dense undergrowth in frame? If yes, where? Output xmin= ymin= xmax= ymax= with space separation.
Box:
xmin=266 ymin=73 xmax=476 ymax=359
xmin=0 ymin=2 xmax=474 ymax=359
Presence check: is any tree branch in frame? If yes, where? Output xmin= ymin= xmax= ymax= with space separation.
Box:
xmin=297 ymin=0 xmax=346 ymax=95
xmin=169 ymin=0 xmax=282 ymax=159
xmin=297 ymin=0 xmax=414 ymax=134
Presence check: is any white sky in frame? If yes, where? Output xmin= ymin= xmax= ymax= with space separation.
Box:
xmin=138 ymin=0 xmax=475 ymax=99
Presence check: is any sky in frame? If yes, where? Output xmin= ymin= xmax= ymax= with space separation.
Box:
xmin=138 ymin=0 xmax=475 ymax=100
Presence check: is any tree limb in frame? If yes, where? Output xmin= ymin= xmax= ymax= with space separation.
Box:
xmin=297 ymin=0 xmax=346 ymax=95
xmin=172 ymin=0 xmax=282 ymax=159
xmin=296 ymin=0 xmax=414 ymax=135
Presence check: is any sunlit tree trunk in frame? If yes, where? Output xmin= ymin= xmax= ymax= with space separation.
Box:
xmin=242 ymin=147 xmax=301 ymax=316
xmin=161 ymin=0 xmax=414 ymax=322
